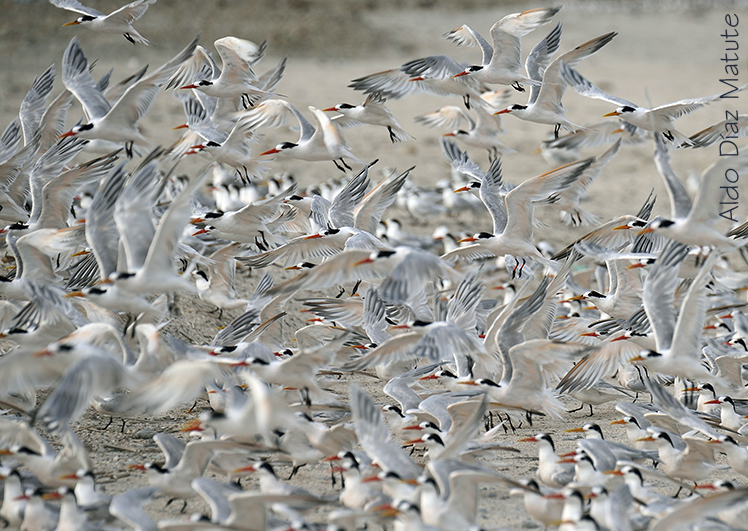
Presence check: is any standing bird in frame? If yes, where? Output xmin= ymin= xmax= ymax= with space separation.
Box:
xmin=51 ymin=0 xmax=157 ymax=45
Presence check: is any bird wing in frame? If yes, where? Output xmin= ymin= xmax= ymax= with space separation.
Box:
xmin=415 ymin=105 xmax=469 ymax=130
xmin=491 ymin=7 xmax=561 ymax=74
xmin=329 ymin=165 xmax=371 ymax=229
xmin=535 ymin=32 xmax=617 ymax=113
xmin=351 ymin=384 xmax=422 ymax=478
xmin=214 ymin=36 xmax=261 ymax=86
xmin=153 ymin=432 xmax=186 ymax=470
xmin=104 ymin=0 xmax=155 ymax=24
xmin=19 ymin=65 xmax=55 ymax=146
xmin=505 ymin=158 xmax=592 ymax=242
xmin=444 ymin=24 xmax=493 ymax=65
xmin=689 ymin=114 xmax=748 ymax=147
xmin=560 ymin=61 xmax=637 ymax=108
xmin=652 ymin=135 xmax=692 ymax=220
xmin=49 ymin=0 xmax=104 ymax=17
xmin=354 ymin=167 xmax=411 ymax=234
xmin=105 ymin=36 xmax=198 ymax=129
xmin=37 ymin=150 xmax=119 ymax=230
xmin=642 ymin=240 xmax=690 ymax=352
xmin=61 ymin=37 xmax=111 ymax=120
xmin=525 ymin=22 xmax=562 ymax=105
xmin=687 ymin=150 xmax=748 ymax=226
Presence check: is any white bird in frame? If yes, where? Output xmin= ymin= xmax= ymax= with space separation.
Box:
xmin=441 ymin=158 xmax=592 ymax=273
xmin=561 ymin=62 xmax=747 ymax=146
xmin=51 ymin=0 xmax=156 ymax=45
xmin=59 ymin=35 xmax=198 ymax=155
xmin=448 ymin=6 xmax=562 ymax=91
xmin=241 ymin=99 xmax=364 ymax=171
xmin=323 ymin=93 xmax=414 ymax=143
xmin=495 ymin=28 xmax=617 ymax=138
xmin=171 ymin=37 xmax=274 ymax=106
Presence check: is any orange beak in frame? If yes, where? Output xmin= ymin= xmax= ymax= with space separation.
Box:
xmin=321 ymin=107 xmax=337 ymax=112
xmin=58 ymin=130 xmax=77 ymax=138
xmin=458 ymin=236 xmax=477 ymax=243
xmin=63 ymin=20 xmax=81 ymax=26
xmin=453 ymin=186 xmax=470 ymax=193
xmin=453 ymin=71 xmax=469 ymax=78
xmin=179 ymin=84 xmax=198 ymax=90
xmin=259 ymin=148 xmax=280 ymax=156
xmin=494 ymin=109 xmax=511 ymax=115
xmin=603 ymin=111 xmax=621 ymax=117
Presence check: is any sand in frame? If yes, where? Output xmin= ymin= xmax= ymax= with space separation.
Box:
xmin=1 ymin=0 xmax=747 ymax=529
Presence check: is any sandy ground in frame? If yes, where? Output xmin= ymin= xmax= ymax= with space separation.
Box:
xmin=1 ymin=0 xmax=748 ymax=529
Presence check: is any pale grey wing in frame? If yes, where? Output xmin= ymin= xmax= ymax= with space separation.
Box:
xmin=560 ymin=62 xmax=636 ymax=108
xmin=669 ymin=252 xmax=714 ymax=362
xmin=62 ymin=37 xmax=111 ymax=121
xmin=349 ymin=68 xmax=439 ymax=99
xmin=383 ymin=363 xmax=439 ymax=412
xmin=329 ymin=165 xmax=371 ymax=229
xmin=37 ymin=90 xmax=74 ymax=153
xmin=182 ymin=95 xmax=228 ymax=144
xmin=644 ymin=379 xmax=722 ymax=440
xmin=653 ymin=135 xmax=692 ymax=220
xmin=342 ymin=331 xmax=422 ymax=370
xmin=650 ymin=86 xmax=744 ymax=119
xmin=415 ymin=106 xmax=469 ymax=130
xmin=37 ymin=150 xmax=119 ymax=230
xmin=401 ymin=55 xmax=464 ymax=79
xmin=481 ymin=157 xmax=507 ymax=234
xmin=642 ymin=240 xmax=689 ymax=352
xmin=379 ymin=249 xmax=450 ymax=304
xmin=109 ymin=487 xmax=158 ymax=531
xmin=191 ymin=478 xmax=241 ymax=525
xmin=446 ymin=273 xmax=483 ymax=331
xmin=104 ymin=64 xmax=149 ymax=104
xmin=213 ymin=36 xmax=261 ymax=85
xmin=437 ymin=397 xmax=487 ymax=460
xmin=688 ymin=150 xmax=748 ymax=225
xmin=556 ymin=337 xmax=640 ymax=394
xmin=441 ymin=243 xmax=498 ymax=262
xmin=105 ymin=36 xmax=198 ymax=128
xmin=354 ymin=167 xmax=410 ymax=234
xmin=505 ymin=158 xmax=593 ymax=242
xmin=413 ymin=324 xmax=486 ymax=364
xmin=444 ymin=25 xmax=493 ymax=65
xmin=544 ymin=120 xmax=646 ymax=151
xmin=35 ymin=354 xmax=129 ymax=436
xmin=19 ymin=65 xmax=55 ymax=146
xmin=256 ymin=57 xmax=287 ymax=93
xmin=496 ymin=276 xmax=549 ymax=380
xmin=166 ymin=45 xmax=215 ymax=89
xmin=440 ymin=136 xmax=482 ymax=177
xmin=651 ymin=488 xmax=748 ymax=531
xmin=310 ymin=194 xmax=332 ymax=229
xmin=114 ymin=152 xmax=159 ymax=272
xmin=350 ymin=384 xmax=422 ymax=478
xmin=525 ymin=22 xmax=562 ymax=105
xmin=105 ymin=0 xmax=155 ymax=24
xmin=689 ymin=114 xmax=748 ymax=147
xmin=363 ymin=287 xmax=390 ymax=345
xmin=0 ymin=119 xmax=22 ymax=166
xmin=49 ymin=0 xmax=104 ymax=17
xmin=535 ymin=32 xmax=618 ymax=113
xmin=27 ymin=136 xmax=87 ymax=225
xmin=211 ymin=307 xmax=261 ymax=346
xmin=153 ymin=432 xmax=186 ymax=470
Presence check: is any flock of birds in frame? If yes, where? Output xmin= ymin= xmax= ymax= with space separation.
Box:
xmin=2 ymin=0 xmax=748 ymax=530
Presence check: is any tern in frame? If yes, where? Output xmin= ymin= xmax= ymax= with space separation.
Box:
xmin=495 ymin=28 xmax=617 ymax=138
xmin=449 ymin=6 xmax=562 ymax=91
xmin=323 ymin=93 xmax=414 ymax=143
xmin=242 ymin=99 xmax=364 ymax=171
xmin=59 ymin=36 xmax=198 ymax=154
xmin=51 ymin=0 xmax=156 ymax=45
xmin=561 ymin=62 xmax=747 ymax=146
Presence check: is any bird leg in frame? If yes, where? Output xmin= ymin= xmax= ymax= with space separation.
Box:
xmin=462 ymin=94 xmax=471 ymax=109
xmin=300 ymin=387 xmax=311 ymax=407
xmin=350 ymin=279 xmax=362 ymax=296
xmin=329 ymin=463 xmax=337 ymax=488
xmin=123 ymin=33 xmax=136 ymax=45
xmin=587 ymin=404 xmax=594 ymax=417
xmin=663 ymin=130 xmax=675 ymax=142
xmin=125 ymin=142 xmax=134 ymax=158
xmin=335 ymin=286 xmax=346 ymax=299
xmin=333 ymin=159 xmax=346 ymax=172
xmin=511 ymin=81 xmax=526 ymax=93
xmin=526 ymin=410 xmax=534 ymax=427
xmin=97 ymin=416 xmax=114 ymax=431
xmin=242 ymin=166 xmax=251 ymax=185
xmin=287 ymin=464 xmax=304 ymax=480
xmin=341 ymin=159 xmax=352 ymax=171
xmin=518 ymin=258 xmax=527 ymax=278
xmin=387 ymin=126 xmax=396 ymax=143
xmin=554 ymin=124 xmax=561 ymax=140
xmin=567 ymin=403 xmax=585 ymax=414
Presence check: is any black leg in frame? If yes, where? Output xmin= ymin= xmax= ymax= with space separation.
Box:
xmin=387 ymin=126 xmax=396 ymax=143
xmin=97 ymin=417 xmax=114 ymax=431
xmin=333 ymin=160 xmax=346 ymax=172
xmin=123 ymin=33 xmax=136 ymax=45
xmin=125 ymin=142 xmax=134 ymax=158
xmin=511 ymin=81 xmax=526 ymax=93
xmin=554 ymin=124 xmax=560 ymax=140
xmin=462 ymin=94 xmax=471 ymax=109
xmin=341 ymin=159 xmax=352 ymax=171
